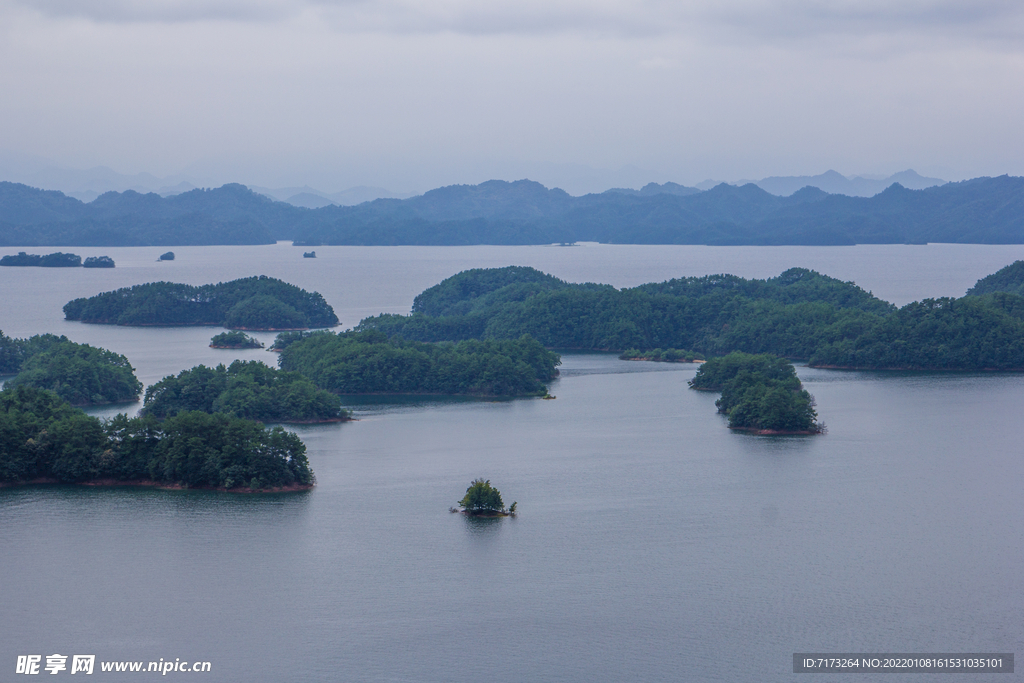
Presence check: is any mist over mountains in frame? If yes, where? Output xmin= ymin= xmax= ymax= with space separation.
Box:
xmin=1 ymin=174 xmax=1022 ymax=247
xmin=0 ymin=151 xmax=946 ymax=206
xmin=745 ymin=169 xmax=946 ymax=197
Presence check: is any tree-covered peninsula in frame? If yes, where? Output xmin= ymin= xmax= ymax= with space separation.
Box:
xmin=210 ymin=331 xmax=263 ymax=348
xmin=0 ymin=332 xmax=142 ymax=405
xmin=356 ymin=265 xmax=1024 ymax=371
xmin=690 ymin=353 xmax=823 ymax=434
xmin=0 ymin=385 xmax=313 ymax=491
xmin=277 ymin=329 xmax=560 ymax=396
xmin=63 ymin=275 xmax=339 ymax=329
xmin=143 ymin=360 xmax=346 ymax=423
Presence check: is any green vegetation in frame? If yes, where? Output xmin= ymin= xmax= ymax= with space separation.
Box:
xmin=807 ymin=296 xmax=1024 ymax=369
xmin=457 ymin=478 xmax=514 ymax=515
xmin=0 ymin=330 xmax=31 ymax=374
xmin=619 ymin=348 xmax=705 ymax=362
xmin=0 ymin=333 xmax=142 ymax=405
xmin=143 ymin=360 xmax=346 ymax=423
xmin=210 ymin=331 xmax=263 ymax=348
xmin=83 ymin=256 xmax=115 ymax=268
xmin=0 ymin=252 xmax=114 ymax=267
xmin=0 ymin=385 xmax=313 ymax=490
xmin=357 ymin=265 xmax=1024 ymax=371
xmin=269 ymin=330 xmax=333 ymax=351
xmin=1 ymin=251 xmax=82 ymax=267
xmin=278 ymin=329 xmax=559 ymax=396
xmin=690 ymin=353 xmax=823 ymax=434
xmin=63 ymin=275 xmax=339 ymax=329
xmin=358 ymin=266 xmax=889 ymax=355
xmin=223 ymin=294 xmax=308 ymax=329
xmin=968 ymin=260 xmax=1024 ymax=297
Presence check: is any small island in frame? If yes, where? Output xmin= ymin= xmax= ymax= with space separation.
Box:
xmin=1 ymin=252 xmax=114 ymax=268
xmin=619 ymin=348 xmax=705 ymax=363
xmin=0 ymin=385 xmax=314 ymax=492
xmin=83 ymin=256 xmax=116 ymax=268
xmin=210 ymin=331 xmax=264 ymax=349
xmin=452 ymin=479 xmax=516 ymax=517
xmin=303 ymin=251 xmax=316 ymax=258
xmin=63 ymin=275 xmax=339 ymax=330
xmin=689 ymin=352 xmax=824 ymax=435
xmin=159 ymin=251 xmax=175 ymax=261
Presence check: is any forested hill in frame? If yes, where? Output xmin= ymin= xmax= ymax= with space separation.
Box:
xmin=3 ymin=175 xmax=1024 ymax=246
xmin=357 ymin=265 xmax=1024 ymax=370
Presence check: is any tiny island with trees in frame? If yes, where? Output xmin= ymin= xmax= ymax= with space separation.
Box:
xmin=453 ymin=479 xmax=516 ymax=516
xmin=210 ymin=331 xmax=264 ymax=349
xmin=63 ymin=275 xmax=339 ymax=330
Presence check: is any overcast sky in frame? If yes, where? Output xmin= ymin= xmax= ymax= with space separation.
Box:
xmin=1 ymin=0 xmax=1023 ymax=194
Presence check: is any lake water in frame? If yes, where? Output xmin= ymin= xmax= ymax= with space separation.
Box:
xmin=1 ymin=243 xmax=1022 ymax=682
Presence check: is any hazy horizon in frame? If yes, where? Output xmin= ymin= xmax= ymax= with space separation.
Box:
xmin=2 ymin=0 xmax=1022 ymax=196
xmin=0 ymin=162 xmax=958 ymax=203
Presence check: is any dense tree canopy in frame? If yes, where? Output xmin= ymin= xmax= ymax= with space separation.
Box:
xmin=357 ymin=265 xmax=1024 ymax=370
xmin=269 ymin=330 xmax=333 ymax=351
xmin=690 ymin=353 xmax=822 ymax=433
xmin=0 ymin=385 xmax=313 ymax=489
xmin=278 ymin=329 xmax=559 ymax=396
xmin=63 ymin=275 xmax=339 ymax=329
xmin=143 ymin=360 xmax=345 ymax=422
xmin=967 ymin=260 xmax=1024 ymax=297
xmin=458 ymin=479 xmax=506 ymax=514
xmin=0 ymin=251 xmax=82 ymax=267
xmin=210 ymin=331 xmax=263 ymax=348
xmin=1 ymin=334 xmax=142 ymax=405
xmin=808 ymin=296 xmax=1024 ymax=369
xmin=83 ymin=256 xmax=115 ymax=268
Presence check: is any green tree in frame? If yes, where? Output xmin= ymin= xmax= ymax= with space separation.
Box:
xmin=458 ymin=478 xmax=505 ymax=514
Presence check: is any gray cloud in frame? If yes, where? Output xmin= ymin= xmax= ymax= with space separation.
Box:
xmin=2 ymin=0 xmax=1022 ymax=192
xmin=9 ymin=0 xmax=1024 ymax=43
xmin=7 ymin=0 xmax=294 ymax=23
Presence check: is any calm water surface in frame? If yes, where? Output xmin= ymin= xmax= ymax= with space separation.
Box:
xmin=1 ymin=244 xmax=1022 ymax=681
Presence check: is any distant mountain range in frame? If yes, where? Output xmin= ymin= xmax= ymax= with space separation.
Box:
xmin=2 ymin=175 xmax=1023 ymax=247
xmin=697 ymin=169 xmax=946 ymax=197
xmin=0 ymin=156 xmax=410 ymax=205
